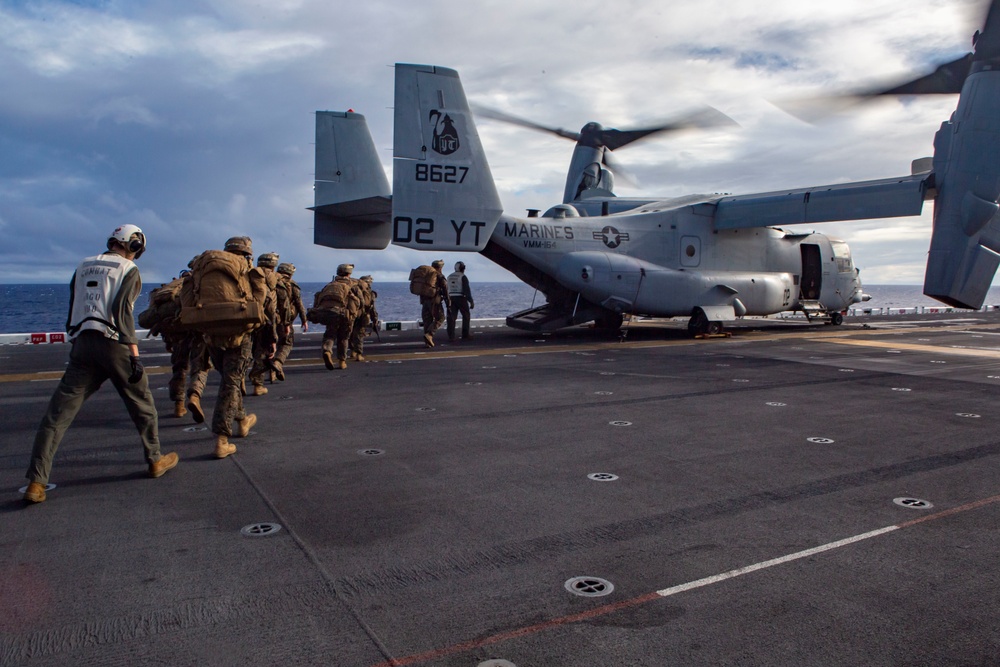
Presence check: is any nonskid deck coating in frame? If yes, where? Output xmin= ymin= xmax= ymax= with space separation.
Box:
xmin=3 ymin=314 xmax=1000 ymax=666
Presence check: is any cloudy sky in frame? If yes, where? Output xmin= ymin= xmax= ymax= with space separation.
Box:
xmin=0 ymin=0 xmax=989 ymax=286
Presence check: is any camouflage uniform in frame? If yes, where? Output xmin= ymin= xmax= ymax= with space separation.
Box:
xmin=163 ymin=331 xmax=192 ymax=405
xmin=317 ymin=264 xmax=360 ymax=370
xmin=184 ymin=332 xmax=212 ymax=421
xmin=248 ymin=253 xmax=280 ymax=395
xmin=420 ymin=260 xmax=449 ymax=347
xmin=186 ymin=236 xmax=263 ymax=458
xmin=273 ymin=263 xmax=307 ymax=372
xmin=349 ymin=275 xmax=377 ymax=361
xmin=208 ymin=335 xmax=253 ymax=436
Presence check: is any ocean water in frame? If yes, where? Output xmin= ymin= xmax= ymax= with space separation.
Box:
xmin=0 ymin=282 xmax=544 ymax=334
xmin=2 ymin=283 xmax=1000 ymax=334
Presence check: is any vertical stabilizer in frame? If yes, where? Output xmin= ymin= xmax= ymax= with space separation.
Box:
xmin=311 ymin=111 xmax=392 ymax=250
xmin=391 ymin=64 xmax=503 ymax=251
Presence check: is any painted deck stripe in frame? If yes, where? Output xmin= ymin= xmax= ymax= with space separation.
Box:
xmin=369 ymin=493 xmax=1000 ymax=667
xmin=655 ymin=526 xmax=898 ymax=597
xmin=820 ymin=337 xmax=1000 ymax=358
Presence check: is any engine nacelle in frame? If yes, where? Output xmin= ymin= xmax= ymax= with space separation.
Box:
xmin=924 ymin=68 xmax=1000 ymax=309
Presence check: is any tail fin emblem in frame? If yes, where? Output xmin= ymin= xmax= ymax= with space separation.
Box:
xmin=429 ymin=110 xmax=460 ymax=155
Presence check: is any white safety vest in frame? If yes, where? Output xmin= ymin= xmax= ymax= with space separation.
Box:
xmin=447 ymin=272 xmax=466 ymax=298
xmin=67 ymin=253 xmax=137 ymax=340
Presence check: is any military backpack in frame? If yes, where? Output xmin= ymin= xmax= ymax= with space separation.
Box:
xmin=307 ymin=278 xmax=360 ymax=325
xmin=408 ymin=265 xmax=438 ymax=298
xmin=180 ymin=250 xmax=265 ymax=344
xmin=137 ymin=276 xmax=186 ymax=336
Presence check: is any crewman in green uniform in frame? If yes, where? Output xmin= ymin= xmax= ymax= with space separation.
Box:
xmin=23 ymin=225 xmax=179 ymax=503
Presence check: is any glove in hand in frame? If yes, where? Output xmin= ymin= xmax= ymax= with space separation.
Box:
xmin=128 ymin=356 xmax=144 ymax=384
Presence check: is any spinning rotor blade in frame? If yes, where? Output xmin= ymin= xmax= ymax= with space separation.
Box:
xmin=471 ymin=104 xmax=736 ymax=151
xmin=599 ymin=149 xmax=639 ymax=188
xmin=596 ymin=106 xmax=737 ymax=150
xmin=859 ymin=54 xmax=973 ymax=97
xmin=779 ymin=0 xmax=1000 ymax=120
xmin=470 ymin=105 xmax=581 ymax=142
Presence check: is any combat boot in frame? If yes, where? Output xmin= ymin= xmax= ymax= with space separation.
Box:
xmin=214 ymin=435 xmax=236 ymax=459
xmin=352 ymin=351 xmax=365 ymax=362
xmin=148 ymin=452 xmax=179 ymax=478
xmin=173 ymin=400 xmax=187 ymax=418
xmin=23 ymin=481 xmax=46 ymax=503
xmin=272 ymin=360 xmax=285 ymax=381
xmin=323 ymin=351 xmax=335 ymax=370
xmin=186 ymin=394 xmax=205 ymax=423
xmin=423 ymin=333 xmax=435 ymax=348
xmin=235 ymin=413 xmax=257 ymax=438
xmin=337 ymin=359 xmax=347 ymax=370
xmin=252 ymin=385 xmax=268 ymax=396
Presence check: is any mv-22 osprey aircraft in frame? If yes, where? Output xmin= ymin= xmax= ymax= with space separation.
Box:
xmin=310 ymin=2 xmax=1000 ymax=335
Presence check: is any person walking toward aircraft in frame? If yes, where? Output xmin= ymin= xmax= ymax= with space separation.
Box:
xmin=247 ymin=252 xmax=280 ymax=396
xmin=272 ymin=262 xmax=307 ymax=379
xmin=419 ymin=260 xmax=449 ymax=347
xmin=309 ymin=264 xmax=361 ymax=370
xmin=446 ymin=261 xmax=474 ymax=341
xmin=181 ymin=236 xmax=265 ymax=459
xmin=349 ymin=275 xmax=377 ymax=361
xmin=22 ymin=225 xmax=179 ymax=503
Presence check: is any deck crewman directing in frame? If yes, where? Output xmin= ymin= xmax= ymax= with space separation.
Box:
xmin=446 ymin=261 xmax=474 ymax=341
xmin=23 ymin=225 xmax=179 ymax=503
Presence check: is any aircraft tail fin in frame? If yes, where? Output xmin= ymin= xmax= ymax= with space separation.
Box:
xmin=391 ymin=64 xmax=503 ymax=251
xmin=311 ymin=111 xmax=392 ymax=250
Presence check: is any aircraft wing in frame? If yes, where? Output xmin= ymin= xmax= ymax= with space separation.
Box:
xmin=703 ymin=173 xmax=932 ymax=230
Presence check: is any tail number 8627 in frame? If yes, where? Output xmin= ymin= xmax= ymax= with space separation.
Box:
xmin=415 ymin=164 xmax=468 ymax=183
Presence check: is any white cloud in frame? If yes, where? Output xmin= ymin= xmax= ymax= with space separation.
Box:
xmin=0 ymin=0 xmax=995 ymax=298
xmin=0 ymin=4 xmax=164 ymax=77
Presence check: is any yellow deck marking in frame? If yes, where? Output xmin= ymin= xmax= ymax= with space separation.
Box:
xmin=814 ymin=337 xmax=1000 ymax=359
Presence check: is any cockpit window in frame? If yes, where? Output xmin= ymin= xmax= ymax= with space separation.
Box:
xmin=831 ymin=241 xmax=853 ymax=273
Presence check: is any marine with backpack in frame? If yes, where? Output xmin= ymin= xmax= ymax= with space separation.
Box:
xmin=180 ymin=242 xmax=265 ymax=348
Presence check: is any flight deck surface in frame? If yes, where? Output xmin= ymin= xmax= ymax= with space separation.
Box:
xmin=2 ymin=314 xmax=999 ymax=666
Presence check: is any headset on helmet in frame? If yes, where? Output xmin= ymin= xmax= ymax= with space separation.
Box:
xmin=108 ymin=224 xmax=146 ymax=259
xmin=455 ymin=261 xmax=465 ymax=272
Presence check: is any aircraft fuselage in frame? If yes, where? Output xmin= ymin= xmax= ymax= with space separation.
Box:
xmin=490 ymin=200 xmax=863 ymax=320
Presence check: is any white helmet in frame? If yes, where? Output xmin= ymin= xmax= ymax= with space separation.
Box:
xmin=107 ymin=224 xmax=146 ymax=259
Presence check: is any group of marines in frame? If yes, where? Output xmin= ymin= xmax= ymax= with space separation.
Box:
xmin=164 ymin=238 xmax=380 ymax=458
xmin=19 ymin=227 xmax=467 ymax=504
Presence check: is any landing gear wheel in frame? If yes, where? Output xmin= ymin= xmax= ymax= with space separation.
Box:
xmin=706 ymin=320 xmax=723 ymax=335
xmin=688 ymin=309 xmax=709 ymax=337
xmin=830 ymin=312 xmax=844 ymax=326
